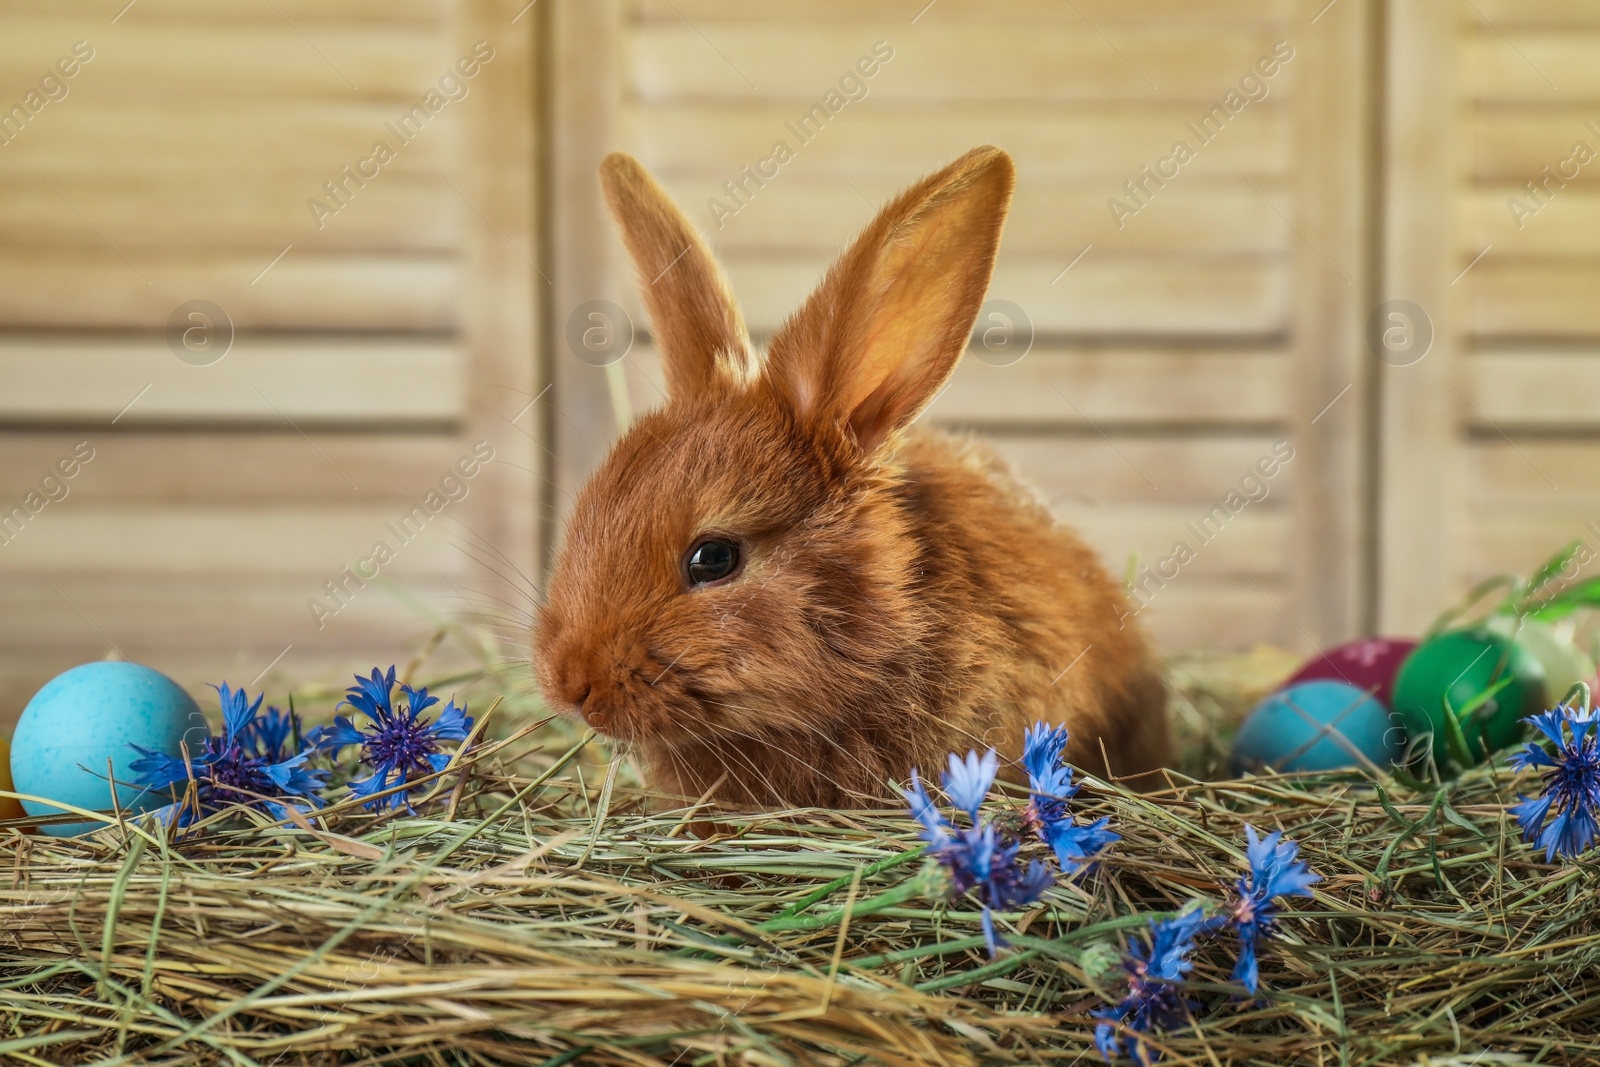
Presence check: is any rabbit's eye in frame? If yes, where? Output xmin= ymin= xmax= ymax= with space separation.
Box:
xmin=685 ymin=538 xmax=741 ymax=586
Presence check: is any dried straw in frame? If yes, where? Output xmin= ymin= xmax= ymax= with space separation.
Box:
xmin=3 ymin=658 xmax=1598 ymax=1066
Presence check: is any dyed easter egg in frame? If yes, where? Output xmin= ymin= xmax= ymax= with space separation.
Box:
xmin=10 ymin=663 xmax=206 ymax=836
xmin=1286 ymin=637 xmax=1417 ymax=710
xmin=0 ymin=735 xmax=23 ymax=822
xmin=1390 ymin=629 xmax=1544 ymax=768
xmin=1230 ymin=680 xmax=1403 ymax=774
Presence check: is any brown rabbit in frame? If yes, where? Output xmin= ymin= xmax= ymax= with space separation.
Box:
xmin=535 ymin=146 xmax=1170 ymax=810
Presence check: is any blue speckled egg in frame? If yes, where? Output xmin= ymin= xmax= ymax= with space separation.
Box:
xmin=1230 ymin=680 xmax=1403 ymax=775
xmin=10 ymin=662 xmax=207 ymax=836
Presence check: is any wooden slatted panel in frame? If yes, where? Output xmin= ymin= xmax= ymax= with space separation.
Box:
xmin=1461 ymin=5 xmax=1600 ymax=591
xmin=590 ymin=0 xmax=1363 ymax=651
xmin=0 ymin=0 xmax=539 ymax=727
xmin=1382 ymin=4 xmax=1600 ymax=624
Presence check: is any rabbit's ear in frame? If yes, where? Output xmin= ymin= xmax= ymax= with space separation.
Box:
xmin=599 ymin=153 xmax=753 ymax=398
xmin=763 ymin=146 xmax=1014 ymax=453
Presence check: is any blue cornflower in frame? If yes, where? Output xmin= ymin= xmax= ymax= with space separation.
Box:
xmin=319 ymin=666 xmax=474 ymax=811
xmin=1508 ymin=703 xmax=1600 ymax=861
xmin=904 ymin=769 xmax=954 ymax=852
xmin=1220 ymin=825 xmax=1320 ymax=993
xmin=943 ymin=747 xmax=999 ymax=821
xmin=243 ymin=703 xmax=308 ymax=764
xmin=128 ymin=683 xmax=327 ymax=828
xmin=1022 ymin=722 xmax=1119 ymax=870
xmin=901 ymin=750 xmax=1055 ymax=956
xmin=1093 ymin=909 xmax=1208 ymax=1064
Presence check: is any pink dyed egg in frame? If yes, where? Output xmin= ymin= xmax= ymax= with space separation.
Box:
xmin=1286 ymin=637 xmax=1417 ymax=709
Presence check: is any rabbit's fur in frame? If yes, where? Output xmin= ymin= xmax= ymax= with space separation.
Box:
xmin=536 ymin=147 xmax=1171 ymax=809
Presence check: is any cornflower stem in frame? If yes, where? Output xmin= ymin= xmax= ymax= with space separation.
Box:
xmin=770 ymin=845 xmax=927 ymax=922
xmin=757 ymin=867 xmax=941 ymax=936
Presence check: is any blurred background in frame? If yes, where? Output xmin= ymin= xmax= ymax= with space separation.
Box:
xmin=1 ymin=0 xmax=1595 ymax=730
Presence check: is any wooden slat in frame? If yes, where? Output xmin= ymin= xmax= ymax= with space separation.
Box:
xmin=0 ymin=434 xmax=471 ymax=499
xmin=457 ymin=0 xmax=544 ymax=607
xmin=1468 ymin=260 xmax=1600 ymax=338
xmin=0 ymin=101 xmax=454 ymax=173
xmin=670 ymin=176 xmax=1290 ymax=256
xmin=1461 ymin=188 xmax=1600 ymax=254
xmin=620 ymin=346 xmax=1291 ymax=425
xmin=1470 ymin=109 xmax=1600 ymax=183
xmin=630 ymin=0 xmax=1292 ymax=23
xmin=1471 ymin=439 xmax=1600 ymax=503
xmin=6 ymin=0 xmax=448 ymax=24
xmin=0 ymin=21 xmax=452 ymax=99
xmin=551 ymin=0 xmax=629 ymax=538
xmin=0 ymin=507 xmax=464 ymax=574
xmin=0 ymin=337 xmax=462 ymax=424
xmin=1463 ymin=0 xmax=1600 ymax=28
xmin=624 ymin=103 xmax=1291 ymax=179
xmin=1128 ymin=578 xmax=1299 ymax=652
xmin=1378 ymin=0 xmax=1463 ymax=632
xmin=1463 ymin=348 xmax=1600 ymax=426
xmin=1286 ymin=0 xmax=1372 ymax=645
xmin=615 ymin=344 xmax=1294 ymax=495
xmin=1059 ymin=503 xmax=1290 ymax=579
xmin=629 ymin=256 xmax=1289 ymax=337
xmin=0 ymin=173 xmax=456 ymax=250
xmin=1462 ymin=31 xmax=1600 ymax=101
xmin=1470 ymin=506 xmax=1600 ymax=580
xmin=628 ymin=25 xmax=1297 ymax=102
xmin=986 ymin=435 xmax=1298 ymax=505
xmin=932 ymin=348 xmax=1291 ymax=424
xmin=0 ymin=575 xmax=469 ymax=652
xmin=0 ymin=252 xmax=457 ymax=330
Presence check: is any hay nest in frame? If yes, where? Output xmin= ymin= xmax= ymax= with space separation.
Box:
xmin=3 ymin=653 xmax=1598 ymax=1066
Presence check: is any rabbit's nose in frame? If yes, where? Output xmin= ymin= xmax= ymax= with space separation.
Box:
xmin=554 ymin=664 xmax=609 ymax=729
xmin=556 ymin=669 xmax=592 ymax=712
xmin=576 ymin=687 xmax=611 ymax=732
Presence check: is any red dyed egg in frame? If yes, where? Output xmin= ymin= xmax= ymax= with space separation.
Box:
xmin=1286 ymin=638 xmax=1417 ymax=709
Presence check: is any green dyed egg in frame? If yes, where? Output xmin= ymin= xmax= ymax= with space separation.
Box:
xmin=1391 ymin=629 xmax=1544 ymax=768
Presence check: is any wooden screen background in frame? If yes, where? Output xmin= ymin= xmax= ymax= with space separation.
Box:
xmin=3 ymin=0 xmax=1597 ymax=725
xmin=1381 ymin=0 xmax=1600 ymax=633
xmin=0 ymin=0 xmax=540 ymax=720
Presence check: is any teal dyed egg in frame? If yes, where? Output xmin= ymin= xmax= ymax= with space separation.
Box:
xmin=10 ymin=662 xmax=206 ymax=836
xmin=1230 ymin=680 xmax=1403 ymax=774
